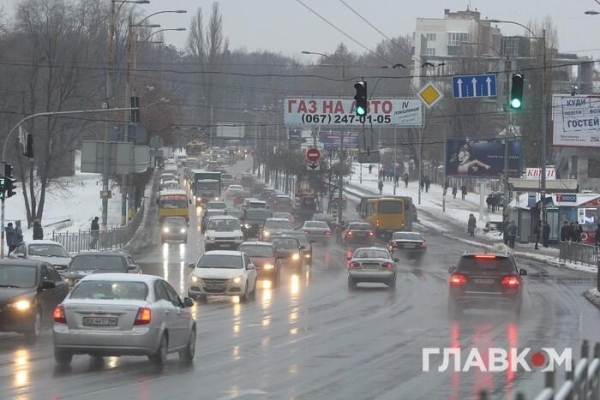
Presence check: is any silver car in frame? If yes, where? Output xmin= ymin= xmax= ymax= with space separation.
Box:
xmin=53 ymin=273 xmax=196 ymax=366
xmin=301 ymin=220 xmax=331 ymax=243
xmin=347 ymin=247 xmax=399 ymax=290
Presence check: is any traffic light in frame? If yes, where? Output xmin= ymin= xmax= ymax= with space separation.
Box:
xmin=131 ymin=96 xmax=140 ymax=123
xmin=4 ymin=163 xmax=16 ymax=199
xmin=0 ymin=178 xmax=4 ymax=200
xmin=354 ymin=81 xmax=368 ymax=116
xmin=510 ymin=73 xmax=524 ymax=109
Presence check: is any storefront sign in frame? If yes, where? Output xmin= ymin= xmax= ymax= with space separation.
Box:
xmin=525 ymin=168 xmax=556 ymax=180
xmin=556 ymin=194 xmax=577 ymax=203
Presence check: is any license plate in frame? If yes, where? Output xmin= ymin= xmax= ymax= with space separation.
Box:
xmin=83 ymin=317 xmax=118 ymax=327
xmin=474 ymin=279 xmax=495 ymax=284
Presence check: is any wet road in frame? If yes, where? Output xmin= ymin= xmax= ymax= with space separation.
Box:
xmin=1 ymin=159 xmax=599 ymax=400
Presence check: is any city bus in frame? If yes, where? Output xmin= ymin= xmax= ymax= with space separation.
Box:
xmin=157 ymin=190 xmax=191 ymax=222
xmin=363 ymin=196 xmax=414 ymax=238
xmin=186 ymin=140 xmax=207 ymax=156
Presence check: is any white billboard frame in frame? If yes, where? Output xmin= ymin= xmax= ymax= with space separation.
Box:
xmin=552 ymin=94 xmax=600 ymax=148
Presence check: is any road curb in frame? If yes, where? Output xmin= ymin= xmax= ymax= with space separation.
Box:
xmin=124 ymin=170 xmax=160 ymax=254
xmin=583 ymin=288 xmax=600 ymax=310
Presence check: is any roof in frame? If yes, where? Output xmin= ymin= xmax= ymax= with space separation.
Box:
xmin=265 ymin=218 xmax=291 ymax=222
xmin=206 ymin=200 xmax=226 ymax=205
xmin=461 ymin=251 xmax=510 ymax=258
xmin=159 ymin=189 xmax=187 ymax=196
xmin=80 ymin=273 xmax=157 ymax=283
xmin=203 ymin=250 xmax=243 ymax=256
xmin=0 ymin=259 xmax=44 ymax=267
xmin=24 ymin=240 xmax=65 ymax=246
xmin=206 ymin=214 xmax=238 ymax=220
xmin=74 ymin=251 xmax=130 ymax=257
xmin=239 ymin=241 xmax=274 ymax=247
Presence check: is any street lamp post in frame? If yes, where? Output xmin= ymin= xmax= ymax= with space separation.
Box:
xmin=491 ymin=19 xmax=547 ymax=225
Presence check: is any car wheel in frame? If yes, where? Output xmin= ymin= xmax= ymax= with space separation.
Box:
xmin=179 ymin=327 xmax=196 ymax=363
xmin=388 ymin=275 xmax=397 ymax=290
xmin=149 ymin=333 xmax=168 ymax=366
xmin=24 ymin=308 xmax=42 ymax=344
xmin=348 ymin=277 xmax=356 ymax=290
xmin=271 ymin=272 xmax=280 ymax=288
xmin=54 ymin=349 xmax=73 ymax=366
xmin=239 ymin=289 xmax=248 ymax=303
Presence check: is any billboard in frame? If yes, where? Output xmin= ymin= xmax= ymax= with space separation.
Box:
xmin=552 ymin=95 xmax=600 ymax=147
xmin=323 ymin=133 xmax=359 ymax=150
xmin=445 ymin=138 xmax=522 ymax=178
xmin=284 ymin=98 xmax=423 ymax=127
xmin=216 ymin=124 xmax=245 ymax=138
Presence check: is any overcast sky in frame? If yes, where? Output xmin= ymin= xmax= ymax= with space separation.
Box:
xmin=3 ymin=0 xmax=600 ymax=60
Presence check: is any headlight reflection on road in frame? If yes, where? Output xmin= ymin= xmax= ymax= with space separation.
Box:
xmin=290 ymin=274 xmax=300 ymax=297
xmin=450 ymin=322 xmax=461 ymax=400
xmin=290 ymin=327 xmax=298 ymax=335
xmin=13 ymin=348 xmax=29 ymax=388
xmin=233 ymin=345 xmax=240 ymax=359
xmin=261 ymin=288 xmax=272 ymax=308
xmin=262 ymin=317 xmax=270 ymax=327
xmin=289 ymin=310 xmax=298 ymax=323
xmin=179 ymin=261 xmax=185 ymax=294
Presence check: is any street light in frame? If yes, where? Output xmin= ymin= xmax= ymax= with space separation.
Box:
xmin=491 ymin=19 xmax=547 ymax=225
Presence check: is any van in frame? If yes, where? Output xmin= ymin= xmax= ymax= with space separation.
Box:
xmin=242 ymin=198 xmax=267 ymax=211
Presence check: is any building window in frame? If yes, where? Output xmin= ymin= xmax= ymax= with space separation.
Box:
xmin=588 ymin=158 xmax=600 ymax=178
xmin=426 ymin=33 xmax=436 ymax=42
xmin=447 ymin=32 xmax=468 ymax=47
xmin=425 ymin=48 xmax=436 ymax=56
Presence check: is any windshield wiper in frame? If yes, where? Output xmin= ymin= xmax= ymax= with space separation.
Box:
xmin=0 ymin=284 xmax=20 ymax=288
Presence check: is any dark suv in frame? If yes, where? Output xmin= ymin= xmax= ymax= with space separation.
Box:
xmin=448 ymin=252 xmax=527 ymax=316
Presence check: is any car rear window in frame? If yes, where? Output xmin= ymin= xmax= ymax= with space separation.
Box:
xmin=378 ymin=201 xmax=403 ymax=214
xmin=392 ymin=232 xmax=422 ymax=240
xmin=70 ymin=280 xmax=148 ymax=300
xmin=69 ymin=255 xmax=126 ymax=271
xmin=349 ymin=223 xmax=371 ymax=230
xmin=305 ymin=221 xmax=328 ymax=228
xmin=457 ymin=256 xmax=513 ymax=273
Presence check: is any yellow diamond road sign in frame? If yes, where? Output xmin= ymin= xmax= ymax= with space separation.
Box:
xmin=417 ymin=81 xmax=444 ymax=108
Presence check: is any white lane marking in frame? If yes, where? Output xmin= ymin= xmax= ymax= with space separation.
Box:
xmin=272 ymin=333 xmax=315 ymax=349
xmin=216 ymin=389 xmax=268 ymax=400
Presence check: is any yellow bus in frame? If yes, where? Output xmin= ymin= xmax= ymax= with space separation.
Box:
xmin=364 ymin=197 xmax=413 ymax=237
xmin=157 ymin=190 xmax=190 ymax=222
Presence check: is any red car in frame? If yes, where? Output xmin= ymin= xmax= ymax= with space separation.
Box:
xmin=237 ymin=242 xmax=282 ymax=286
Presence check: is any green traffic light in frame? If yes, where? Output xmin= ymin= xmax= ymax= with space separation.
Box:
xmin=356 ymin=106 xmax=366 ymax=116
xmin=510 ymin=98 xmax=522 ymax=109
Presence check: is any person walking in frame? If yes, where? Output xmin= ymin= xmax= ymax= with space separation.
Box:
xmin=403 ymin=173 xmax=409 ymax=189
xmin=424 ymin=177 xmax=430 ymax=193
xmin=368 ymin=164 xmax=373 ymax=174
xmin=33 ymin=219 xmax=43 ymax=240
xmin=507 ymin=220 xmax=518 ymax=249
xmin=502 ymin=218 xmax=509 ymax=245
xmin=452 ymin=185 xmax=457 ymax=199
xmin=486 ymin=195 xmax=493 ymax=212
xmin=461 ymin=185 xmax=467 ymax=200
xmin=378 ymin=178 xmax=384 ymax=195
xmin=467 ymin=214 xmax=476 ymax=237
xmin=5 ymin=223 xmax=19 ymax=255
xmin=572 ymin=221 xmax=583 ymax=243
xmin=560 ymin=221 xmax=571 ymax=242
xmin=542 ymin=221 xmax=551 ymax=248
xmin=90 ymin=217 xmax=100 ymax=249
xmin=14 ymin=220 xmax=24 ymax=244
xmin=533 ymin=220 xmax=541 ymax=250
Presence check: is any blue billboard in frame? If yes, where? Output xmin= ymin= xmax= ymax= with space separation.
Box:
xmin=323 ymin=133 xmax=359 ymax=150
xmin=445 ymin=138 xmax=522 ymax=178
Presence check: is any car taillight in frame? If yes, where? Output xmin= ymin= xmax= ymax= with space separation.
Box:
xmin=53 ymin=305 xmax=67 ymax=324
xmin=348 ymin=261 xmax=360 ymax=268
xmin=501 ymin=276 xmax=520 ymax=287
xmin=325 ymin=231 xmax=331 ymax=236
xmin=134 ymin=307 xmax=152 ymax=325
xmin=391 ymin=241 xmax=398 ymax=247
xmin=420 ymin=241 xmax=427 ymax=248
xmin=382 ymin=262 xmax=394 ymax=269
xmin=450 ymin=274 xmax=467 ymax=285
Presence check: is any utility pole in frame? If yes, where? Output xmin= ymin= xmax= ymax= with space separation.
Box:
xmin=503 ymin=57 xmax=512 ymax=222
xmin=338 ymin=130 xmax=345 ymax=226
xmin=418 ymin=109 xmax=424 ymax=205
xmin=540 ymin=29 xmax=548 ymax=225
xmin=393 ymin=126 xmax=397 ymax=195
xmin=121 ymin=15 xmax=133 ymax=226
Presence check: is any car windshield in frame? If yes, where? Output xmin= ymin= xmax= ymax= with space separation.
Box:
xmin=28 ymin=244 xmax=69 ymax=257
xmin=265 ymin=220 xmax=292 ymax=229
xmin=197 ymin=254 xmax=243 ymax=269
xmin=228 ymin=186 xmax=243 ymax=191
xmin=271 ymin=238 xmax=299 ymax=250
xmin=279 ymin=232 xmax=309 ymax=247
xmin=393 ymin=232 xmax=423 ymax=240
xmin=238 ymin=245 xmax=274 ymax=258
xmin=249 ymin=202 xmax=266 ymax=209
xmin=70 ymin=280 xmax=148 ymax=300
xmin=69 ymin=255 xmax=126 ymax=271
xmin=349 ymin=223 xmax=372 ymax=231
xmin=245 ymin=210 xmax=272 ymax=220
xmin=206 ymin=202 xmax=226 ymax=210
xmin=354 ymin=249 xmax=390 ymax=259
xmin=305 ymin=221 xmax=329 ymax=229
xmin=197 ymin=181 xmax=219 ymax=190
xmin=378 ymin=201 xmax=403 ymax=214
xmin=160 ymin=174 xmax=176 ymax=181
xmin=222 ymin=174 xmax=233 ymax=179
xmin=164 ymin=218 xmax=186 ymax=227
xmin=159 ymin=196 xmax=187 ymax=209
xmin=208 ymin=219 xmax=241 ymax=231
xmin=458 ymin=256 xmax=513 ymax=273
xmin=273 ymin=213 xmax=292 ymax=220
xmin=160 ymin=182 xmax=179 ymax=191
xmin=0 ymin=265 xmax=37 ymax=288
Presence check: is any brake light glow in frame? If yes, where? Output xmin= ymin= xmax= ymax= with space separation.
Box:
xmin=474 ymin=255 xmax=496 ymax=259
xmin=134 ymin=307 xmax=152 ymax=325
xmin=420 ymin=241 xmax=427 ymax=248
xmin=53 ymin=305 xmax=67 ymax=324
xmin=391 ymin=241 xmax=398 ymax=247
xmin=348 ymin=261 xmax=360 ymax=268
xmin=501 ymin=276 xmax=520 ymax=287
xmin=382 ymin=262 xmax=394 ymax=269
xmin=325 ymin=231 xmax=331 ymax=236
xmin=450 ymin=274 xmax=467 ymax=285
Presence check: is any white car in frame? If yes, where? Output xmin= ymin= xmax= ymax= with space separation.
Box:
xmin=225 ymin=184 xmax=245 ymax=199
xmin=187 ymin=251 xmax=257 ymax=303
xmin=10 ymin=240 xmax=72 ymax=274
xmin=53 ymin=273 xmax=196 ymax=366
xmin=204 ymin=215 xmax=244 ymax=251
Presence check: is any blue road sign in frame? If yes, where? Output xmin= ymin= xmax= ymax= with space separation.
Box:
xmin=452 ymin=74 xmax=497 ymax=99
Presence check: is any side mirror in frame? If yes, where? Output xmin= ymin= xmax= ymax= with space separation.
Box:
xmin=448 ymin=267 xmax=457 ymax=274
xmin=189 ymin=199 xmax=192 ymax=205
xmin=127 ymin=266 xmax=137 ymax=271
xmin=187 ymin=262 xmax=196 ymax=269
xmin=519 ymin=269 xmax=527 ymax=276
xmin=41 ymin=280 xmax=56 ymax=290
xmin=247 ymin=263 xmax=255 ymax=270
xmin=393 ymin=258 xmax=399 ymax=262
xmin=182 ymin=297 xmax=194 ymax=307
xmin=300 ymin=245 xmax=306 ymax=250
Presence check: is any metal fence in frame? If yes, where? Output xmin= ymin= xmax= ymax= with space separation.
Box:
xmin=478 ymin=341 xmax=600 ymax=400
xmin=52 ymin=201 xmax=145 ymax=253
xmin=559 ymin=241 xmax=599 ymax=267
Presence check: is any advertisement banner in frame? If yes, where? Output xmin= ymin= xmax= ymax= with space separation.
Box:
xmin=552 ymin=95 xmax=600 ymax=147
xmin=323 ymin=133 xmax=359 ymax=150
xmin=445 ymin=138 xmax=522 ymax=178
xmin=284 ymin=98 xmax=423 ymax=127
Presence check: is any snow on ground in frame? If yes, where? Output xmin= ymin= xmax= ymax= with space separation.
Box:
xmin=583 ymin=288 xmax=600 ymax=309
xmin=4 ymin=150 xmax=124 ymax=253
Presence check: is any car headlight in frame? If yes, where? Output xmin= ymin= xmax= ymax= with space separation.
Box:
xmin=263 ymin=264 xmax=274 ymax=270
xmin=263 ymin=231 xmax=271 ymax=237
xmin=180 ymin=228 xmax=186 ymax=233
xmin=163 ymin=227 xmax=170 ymax=233
xmin=232 ymin=276 xmax=242 ymax=283
xmin=8 ymin=300 xmax=31 ymax=311
xmin=215 ymin=197 xmax=219 ymax=200
xmin=191 ymin=275 xmax=201 ymax=283
xmin=206 ymin=236 xmax=214 ymax=241
xmin=244 ymin=224 xmax=250 ymax=229
xmin=305 ymin=253 xmax=311 ymax=259
xmin=292 ymin=253 xmax=300 ymax=261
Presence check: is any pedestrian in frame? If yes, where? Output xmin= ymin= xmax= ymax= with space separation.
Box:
xmin=403 ymin=173 xmax=409 ymax=189
xmin=14 ymin=220 xmax=23 ymax=244
xmin=461 ymin=185 xmax=467 ymax=200
xmin=452 ymin=185 xmax=457 ymax=199
xmin=378 ymin=178 xmax=384 ymax=195
xmin=573 ymin=221 xmax=583 ymax=243
xmin=507 ymin=220 xmax=517 ymax=249
xmin=533 ymin=220 xmax=541 ymax=250
xmin=5 ymin=223 xmax=19 ymax=255
xmin=486 ymin=195 xmax=493 ymax=212
xmin=560 ymin=221 xmax=571 ymax=242
xmin=595 ymin=223 xmax=600 ymax=247
xmin=394 ymin=174 xmax=399 ymax=187
xmin=467 ymin=214 xmax=476 ymax=236
xmin=542 ymin=221 xmax=551 ymax=248
xmin=90 ymin=216 xmax=100 ymax=249
xmin=33 ymin=219 xmax=43 ymax=240
xmin=425 ymin=177 xmax=430 ymax=192
xmin=368 ymin=164 xmax=373 ymax=174
xmin=502 ymin=218 xmax=509 ymax=245
xmin=420 ymin=178 xmax=425 ymax=191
